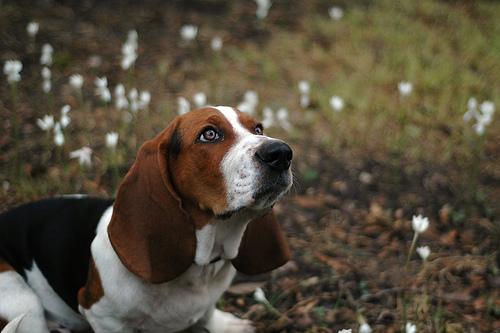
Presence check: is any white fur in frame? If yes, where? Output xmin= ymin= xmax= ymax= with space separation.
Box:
xmin=215 ymin=106 xmax=250 ymax=137
xmin=0 ymin=271 xmax=49 ymax=333
xmin=25 ymin=263 xmax=88 ymax=331
xmin=215 ymin=106 xmax=269 ymax=212
xmin=81 ymin=206 xmax=254 ymax=333
xmin=195 ymin=224 xmax=216 ymax=265
xmin=205 ymin=309 xmax=255 ymax=333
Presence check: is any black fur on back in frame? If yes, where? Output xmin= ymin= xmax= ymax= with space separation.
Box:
xmin=0 ymin=197 xmax=113 ymax=311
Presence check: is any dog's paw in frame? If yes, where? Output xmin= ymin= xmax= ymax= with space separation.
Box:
xmin=205 ymin=309 xmax=255 ymax=333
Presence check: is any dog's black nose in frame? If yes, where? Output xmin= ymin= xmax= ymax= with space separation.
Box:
xmin=255 ymin=141 xmax=293 ymax=171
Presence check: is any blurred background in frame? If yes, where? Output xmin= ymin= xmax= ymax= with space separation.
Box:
xmin=0 ymin=0 xmax=499 ymax=332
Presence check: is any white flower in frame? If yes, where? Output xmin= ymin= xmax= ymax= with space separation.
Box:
xmin=95 ymin=76 xmax=108 ymax=88
xmin=60 ymin=114 xmax=70 ymax=128
xmin=193 ymin=92 xmax=207 ymax=108
xmin=359 ymin=323 xmax=372 ymax=333
xmin=3 ymin=60 xmax=22 ymax=84
xmin=465 ymin=99 xmax=495 ymax=135
xmin=463 ymin=97 xmax=478 ymax=122
xmin=255 ymin=0 xmax=272 ymax=19
xmin=298 ymin=80 xmax=310 ymax=95
xmin=253 ymin=287 xmax=269 ymax=304
xmin=42 ymin=80 xmax=51 ymax=93
xmin=129 ymin=88 xmax=139 ymax=113
xmin=479 ymin=101 xmax=495 ymax=118
xmin=276 ymin=107 xmax=291 ymax=131
xmin=474 ymin=113 xmax=492 ymax=135
xmin=405 ymin=322 xmax=416 ymax=333
xmin=95 ymin=77 xmax=111 ymax=102
xmin=121 ymin=30 xmax=138 ymax=70
xmin=329 ymin=6 xmax=344 ymax=20
xmin=40 ymin=43 xmax=53 ymax=66
xmin=298 ymin=81 xmax=311 ymax=108
xmin=69 ymin=74 xmax=83 ymax=90
xmin=60 ymin=105 xmax=71 ymax=128
xmin=237 ymin=90 xmax=259 ymax=115
xmin=180 ymin=25 xmax=198 ymax=41
xmin=398 ymin=81 xmax=413 ymax=96
xmin=412 ymin=215 xmax=429 ymax=234
xmin=177 ymin=96 xmax=191 ymax=115
xmin=467 ymin=97 xmax=477 ymax=111
xmin=211 ymin=36 xmax=223 ymax=51
xmin=479 ymin=111 xmax=494 ymax=125
xmin=244 ymin=90 xmax=259 ymax=106
xmin=61 ymin=104 xmax=71 ymax=115
xmin=416 ymin=246 xmax=431 ymax=261
xmin=330 ymin=96 xmax=344 ymax=112
xmin=115 ymin=83 xmax=125 ymax=97
xmin=27 ymin=22 xmax=39 ymax=37
xmin=139 ymin=91 xmax=151 ymax=109
xmin=41 ymin=67 xmax=51 ymax=80
xmin=300 ymin=94 xmax=310 ymax=108
xmin=128 ymin=30 xmax=138 ymax=44
xmin=70 ymin=146 xmax=92 ymax=167
xmin=41 ymin=67 xmax=51 ymax=93
xmin=262 ymin=106 xmax=275 ymax=128
xmin=129 ymin=88 xmax=138 ymax=100
xmin=37 ymin=115 xmax=54 ymax=131
xmin=473 ymin=121 xmax=485 ymax=135
xmin=121 ymin=47 xmax=137 ymax=70
xmin=463 ymin=111 xmax=475 ymax=122
xmin=100 ymin=89 xmax=111 ymax=102
xmin=338 ymin=330 xmax=352 ymax=333
xmin=53 ymin=123 xmax=65 ymax=146
xmin=105 ymin=132 xmax=119 ymax=149
xmin=114 ymin=84 xmax=129 ymax=110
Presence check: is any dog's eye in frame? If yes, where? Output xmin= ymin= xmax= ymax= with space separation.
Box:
xmin=199 ymin=127 xmax=220 ymax=142
xmin=254 ymin=124 xmax=263 ymax=135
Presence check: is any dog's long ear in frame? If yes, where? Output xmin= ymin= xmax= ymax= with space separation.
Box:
xmin=232 ymin=210 xmax=290 ymax=275
xmin=108 ymin=119 xmax=196 ymax=283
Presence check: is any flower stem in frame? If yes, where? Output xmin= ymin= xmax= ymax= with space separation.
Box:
xmin=263 ymin=301 xmax=281 ymax=317
xmin=405 ymin=232 xmax=419 ymax=270
xmin=109 ymin=151 xmax=120 ymax=191
xmin=10 ymin=84 xmax=22 ymax=178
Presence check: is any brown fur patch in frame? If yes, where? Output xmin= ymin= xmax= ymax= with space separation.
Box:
xmin=170 ymin=108 xmax=238 ymax=221
xmin=78 ymin=258 xmax=104 ymax=309
xmin=237 ymin=110 xmax=261 ymax=133
xmin=0 ymin=258 xmax=13 ymax=272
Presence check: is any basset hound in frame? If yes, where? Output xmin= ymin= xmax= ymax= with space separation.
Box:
xmin=0 ymin=106 xmax=293 ymax=333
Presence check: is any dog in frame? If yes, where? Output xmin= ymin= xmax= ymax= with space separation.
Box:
xmin=0 ymin=106 xmax=293 ymax=333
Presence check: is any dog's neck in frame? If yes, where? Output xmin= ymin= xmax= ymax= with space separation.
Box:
xmin=194 ymin=211 xmax=257 ymax=266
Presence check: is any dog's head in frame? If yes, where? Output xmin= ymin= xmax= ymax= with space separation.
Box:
xmin=168 ymin=106 xmax=293 ymax=219
xmin=108 ymin=106 xmax=292 ymax=283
